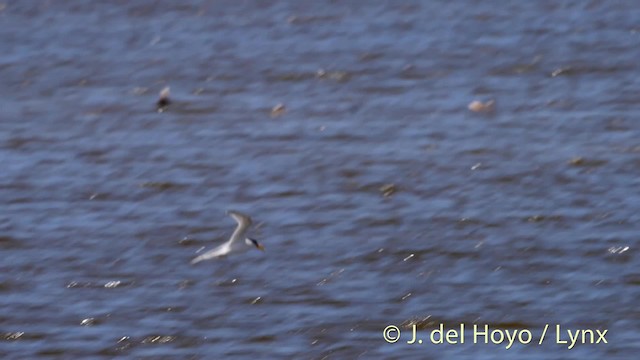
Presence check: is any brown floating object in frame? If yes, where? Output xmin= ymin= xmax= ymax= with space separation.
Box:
xmin=380 ymin=183 xmax=397 ymax=197
xmin=468 ymin=99 xmax=495 ymax=113
xmin=271 ymin=103 xmax=286 ymax=117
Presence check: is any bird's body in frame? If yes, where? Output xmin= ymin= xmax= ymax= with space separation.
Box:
xmin=191 ymin=210 xmax=264 ymax=264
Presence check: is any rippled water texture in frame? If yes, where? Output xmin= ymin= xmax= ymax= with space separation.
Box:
xmin=1 ymin=1 xmax=639 ymax=358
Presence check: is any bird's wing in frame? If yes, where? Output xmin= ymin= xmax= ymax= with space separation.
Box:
xmin=191 ymin=244 xmax=228 ymax=264
xmin=227 ymin=210 xmax=252 ymax=244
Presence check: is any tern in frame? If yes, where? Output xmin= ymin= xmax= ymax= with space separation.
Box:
xmin=191 ymin=210 xmax=265 ymax=264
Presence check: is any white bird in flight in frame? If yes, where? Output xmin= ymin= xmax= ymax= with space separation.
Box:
xmin=191 ymin=210 xmax=265 ymax=264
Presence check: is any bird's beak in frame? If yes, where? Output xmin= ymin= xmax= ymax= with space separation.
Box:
xmin=257 ymin=244 xmax=265 ymax=252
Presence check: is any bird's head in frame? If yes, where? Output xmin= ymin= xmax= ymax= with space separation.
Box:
xmin=246 ymin=237 xmax=265 ymax=251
